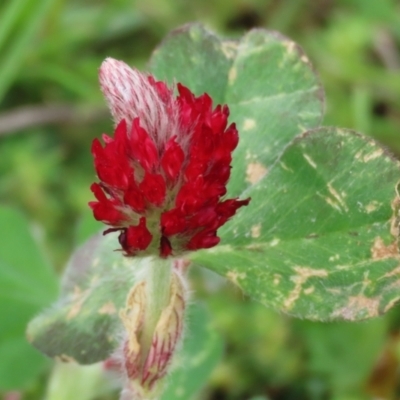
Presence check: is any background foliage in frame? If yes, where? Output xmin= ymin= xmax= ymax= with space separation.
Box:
xmin=1 ymin=0 xmax=400 ymax=399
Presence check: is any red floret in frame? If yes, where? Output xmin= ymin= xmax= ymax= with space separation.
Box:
xmin=90 ymin=59 xmax=250 ymax=257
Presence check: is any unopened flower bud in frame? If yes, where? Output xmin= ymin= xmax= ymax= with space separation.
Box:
xmin=118 ymin=270 xmax=187 ymax=399
xmin=141 ymin=272 xmax=185 ymax=389
xmin=120 ymin=281 xmax=146 ymax=380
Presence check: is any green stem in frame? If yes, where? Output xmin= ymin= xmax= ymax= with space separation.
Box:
xmin=140 ymin=257 xmax=172 ymax=366
xmin=45 ymin=362 xmax=109 ymax=400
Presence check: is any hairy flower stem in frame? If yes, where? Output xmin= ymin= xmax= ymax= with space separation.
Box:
xmin=140 ymin=258 xmax=172 ymax=370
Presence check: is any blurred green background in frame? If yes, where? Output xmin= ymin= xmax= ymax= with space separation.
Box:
xmin=1 ymin=0 xmax=400 ymax=399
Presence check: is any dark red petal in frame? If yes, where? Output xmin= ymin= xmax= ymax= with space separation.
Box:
xmin=176 ymin=177 xmax=208 ymax=214
xmin=187 ymin=229 xmax=220 ymax=250
xmin=95 ymin=163 xmax=130 ymax=189
xmin=89 ymin=199 xmax=124 ymax=224
xmin=177 ymin=83 xmax=194 ymax=102
xmin=130 ymin=118 xmax=159 ymax=171
xmin=189 ymin=125 xmax=215 ymax=159
xmin=147 ymin=76 xmax=172 ymax=104
xmin=91 ymin=204 xmax=122 ymax=224
xmin=124 ymin=181 xmax=146 ymax=213
xmin=177 ymin=84 xmax=197 ymax=129
xmin=216 ymin=198 xmax=251 ymax=219
xmin=113 ymin=119 xmax=129 ymax=153
xmin=210 ymin=105 xmax=228 ymax=134
xmin=89 ymin=184 xmax=125 ymax=224
xmin=139 ymin=172 xmax=166 ymax=206
xmin=197 ymin=93 xmax=212 ymax=115
xmin=186 ymin=207 xmax=217 ymax=230
xmin=160 ymin=236 xmax=172 ymax=258
xmin=161 ymin=209 xmax=186 ymax=236
xmin=103 ymin=227 xmax=121 ymax=235
xmin=92 ymin=125 xmax=133 ymax=190
xmin=91 ymin=138 xmax=104 ymax=159
xmin=223 ymin=123 xmax=239 ymax=152
xmin=160 ymin=136 xmax=184 ymax=182
xmin=203 ymin=180 xmax=227 ymax=199
xmin=206 ymin=161 xmax=231 ymax=186
xmin=119 ymin=217 xmax=153 ymax=255
xmin=90 ymin=182 xmax=107 ymax=201
xmin=184 ymin=156 xmax=208 ymax=181
xmin=212 ymin=198 xmax=251 ymax=229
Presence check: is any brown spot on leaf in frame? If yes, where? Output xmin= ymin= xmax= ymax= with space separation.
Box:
xmin=220 ymin=40 xmax=237 ymax=59
xmin=246 ymin=162 xmax=267 ymax=184
xmin=67 ymin=301 xmax=83 ymax=320
xmin=300 ymin=54 xmax=310 ymax=63
xmin=363 ymin=149 xmax=384 ymax=162
xmin=228 ymin=67 xmax=237 ymax=85
xmin=381 ymin=266 xmax=400 ymax=281
xmin=390 ymin=195 xmax=400 ymax=237
xmin=98 ymin=302 xmax=117 ymax=315
xmin=326 ymin=288 xmax=341 ymax=295
xmin=365 ymin=201 xmax=381 ymax=213
xmin=355 ymin=148 xmax=384 ymax=162
xmin=283 ymin=266 xmax=328 ymax=310
xmin=303 ymin=153 xmax=317 ymax=168
xmin=304 ymin=286 xmax=315 ymax=295
xmin=283 ymin=40 xmax=297 ymax=54
xmin=327 ymin=182 xmax=348 ymax=212
xmin=251 ymin=223 xmax=261 ymax=238
xmin=67 ymin=289 xmax=90 ymax=320
xmin=273 ymin=274 xmax=281 ymax=285
xmin=280 ymin=162 xmax=293 ymax=172
xmin=332 ymin=295 xmax=380 ymax=320
xmin=383 ymin=296 xmax=400 ymax=313
xmin=57 ymin=354 xmax=77 ymax=363
xmin=245 ymin=243 xmax=266 ymax=252
xmin=226 ymin=271 xmax=246 ymax=287
xmin=243 ymin=119 xmax=256 ymax=131
xmin=371 ymin=237 xmax=399 ymax=260
xmin=269 ymin=238 xmax=280 ymax=247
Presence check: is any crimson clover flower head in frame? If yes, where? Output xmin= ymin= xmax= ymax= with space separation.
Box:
xmin=89 ymin=58 xmax=250 ymax=257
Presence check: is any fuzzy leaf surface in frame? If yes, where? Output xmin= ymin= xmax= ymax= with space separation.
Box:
xmin=149 ymin=23 xmax=324 ymax=196
xmin=28 ymin=232 xmax=134 ymax=364
xmin=191 ymin=128 xmax=400 ymax=321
